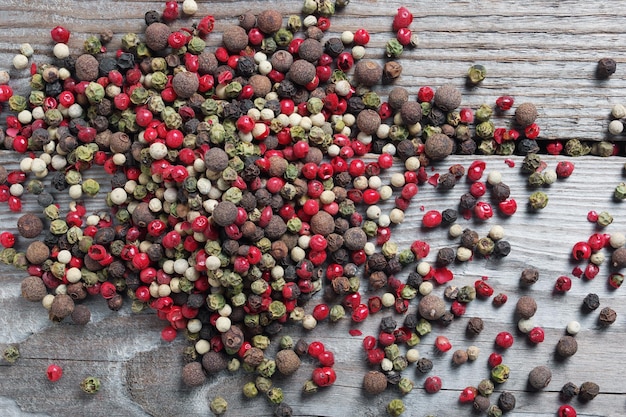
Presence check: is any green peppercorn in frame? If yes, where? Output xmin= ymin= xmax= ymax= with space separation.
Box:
xmin=529 ymin=191 xmax=549 ymax=210
xmin=467 ymin=64 xmax=487 ymax=85
xmin=209 ymin=396 xmax=228 ymax=415
xmin=80 ymin=376 xmax=101 ymax=394
xmin=491 ymin=364 xmax=510 ymax=384
xmin=386 ymin=398 xmax=405 ymax=416
xmin=243 ymin=381 xmax=259 ymax=398
xmin=3 ymin=345 xmax=19 ymax=363
xmin=398 ymin=377 xmax=414 ymax=395
xmin=597 ymin=211 xmax=613 ymax=227
xmin=385 ymin=39 xmax=404 ymax=58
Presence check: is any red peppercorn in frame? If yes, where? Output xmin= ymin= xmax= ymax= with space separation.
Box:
xmin=495 ymin=95 xmax=515 ymax=111
xmin=424 ymin=376 xmax=442 ymax=394
xmin=318 ymin=350 xmax=335 ymax=367
xmin=554 ymin=276 xmax=572 ymax=292
xmin=378 ymin=331 xmax=396 ymax=347
xmin=396 ymin=27 xmax=412 ymax=45
xmin=422 ymin=210 xmax=442 ymax=228
xmin=524 ymin=123 xmax=540 ymax=139
xmin=393 ymin=6 xmax=414 ymax=31
xmin=467 ymin=160 xmax=486 ymax=182
xmin=367 ymin=348 xmax=385 ymax=365
xmin=162 ymin=0 xmax=179 ymax=21
xmin=8 ymin=196 xmax=22 ymax=212
xmin=336 ymin=52 xmax=354 ymax=71
xmin=353 ymin=28 xmax=370 ymax=45
xmin=46 ymin=364 xmax=63 ymax=382
xmin=351 ymin=303 xmax=369 ymax=323
xmin=584 ymin=263 xmax=599 ymax=280
xmin=488 ymin=352 xmax=502 ymax=368
xmin=378 ymin=153 xmax=394 ymax=169
xmin=475 ymin=280 xmax=494 ymax=297
xmin=50 ymin=26 xmax=70 ymax=43
xmin=0 ymin=232 xmax=15 ymax=248
xmin=459 ymin=386 xmax=477 ymax=403
xmin=308 ymin=341 xmax=325 ymax=358
xmin=558 ymin=405 xmax=577 ymax=417
xmin=312 ymin=303 xmax=330 ymax=321
xmin=311 ymin=366 xmax=336 ymax=387
xmin=495 ymin=331 xmax=514 ymax=349
xmin=417 ymin=86 xmax=434 ymax=103
xmin=469 ymin=181 xmax=486 ymax=197
xmin=498 ymin=199 xmax=517 ymax=216
xmin=161 ymin=325 xmax=177 ymax=342
xmin=528 ymin=327 xmax=545 ymax=344
xmin=197 ymin=15 xmax=215 ymax=37
xmin=474 ymin=201 xmax=493 ymax=220
xmin=362 ymin=335 xmax=377 ymax=351
xmin=410 ymin=240 xmax=430 ymax=259
xmin=450 ymin=300 xmax=466 ymax=317
xmin=571 ymin=242 xmax=592 ymax=261
xmin=492 ymin=293 xmax=508 ymax=306
xmin=556 ymin=161 xmax=575 ymax=178
xmin=434 ymin=335 xmax=452 ymax=352
xmin=609 ymin=272 xmax=624 ymax=289
xmin=546 ymin=140 xmax=564 ymax=155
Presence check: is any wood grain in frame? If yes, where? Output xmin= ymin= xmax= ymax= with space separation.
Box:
xmin=1 ymin=1 xmax=626 ymax=417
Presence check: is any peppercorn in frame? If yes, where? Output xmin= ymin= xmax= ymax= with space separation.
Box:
xmin=256 ymin=9 xmax=282 ymax=34
xmin=356 ymin=109 xmax=382 ymax=135
xmin=362 ymin=370 xmax=388 ymax=395
xmin=3 ymin=345 xmax=19 ymax=363
xmin=441 ymin=208 xmax=458 ymax=224
xmin=416 ymin=357 xmax=433 ymax=373
xmin=425 ymin=133 xmax=454 ymax=161
xmin=74 ymin=54 xmax=100 ymax=81
xmin=473 ymin=395 xmax=490 ymax=412
xmin=49 ymin=293 xmax=75 ymax=322
xmin=578 ymin=381 xmax=599 ymax=402
xmin=597 ymin=58 xmax=616 ymax=79
xmin=172 ymin=71 xmax=199 ymax=99
xmin=529 ymin=191 xmax=548 ymax=210
xmin=452 ymin=349 xmax=468 ymax=365
xmin=418 ymin=294 xmax=446 ymax=321
xmin=71 ymin=304 xmax=91 ymax=325
xmin=560 ymin=382 xmax=579 ymax=401
xmin=209 ymin=396 xmax=228 ymax=415
xmin=611 ymin=247 xmax=626 ymax=268
xmin=288 ymin=59 xmax=317 ymax=86
xmin=497 ymin=391 xmax=516 ymax=412
xmin=275 ymin=349 xmax=301 ymax=375
xmin=598 ymin=306 xmax=617 ymax=326
xmin=581 ymin=293 xmax=600 ymax=312
xmin=202 ymin=351 xmax=229 ymax=374
xmin=434 ymin=84 xmax=462 ymax=112
xmin=181 ymin=361 xmax=207 ymax=387
xmin=528 ymin=365 xmax=552 ymax=390
xmin=466 ymin=317 xmax=484 ymax=335
xmin=515 ymin=296 xmax=537 ymax=319
xmin=20 ymin=275 xmax=47 ymax=302
xmin=80 ymin=376 xmax=101 ymax=394
xmin=16 ymin=213 xmax=43 ymax=238
xmin=515 ymin=102 xmax=538 ymax=127
xmin=555 ymin=335 xmax=578 ymax=358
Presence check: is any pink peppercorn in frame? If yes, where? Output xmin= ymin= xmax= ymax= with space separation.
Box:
xmin=424 ymin=376 xmax=442 ymax=394
xmin=495 ymin=332 xmax=514 ymax=349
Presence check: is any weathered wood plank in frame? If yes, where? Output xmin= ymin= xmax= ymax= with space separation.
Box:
xmin=1 ymin=1 xmax=626 ymax=416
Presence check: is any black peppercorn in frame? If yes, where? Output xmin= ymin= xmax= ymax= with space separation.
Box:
xmin=560 ymin=382 xmax=579 ymax=401
xmin=466 ymin=317 xmax=484 ymax=335
xmin=459 ymin=193 xmax=477 ymax=211
xmin=494 ymin=240 xmax=511 ymax=256
xmin=497 ymin=391 xmax=516 ymax=412
xmin=441 ymin=208 xmax=458 ymax=224
xmin=438 ymin=172 xmax=456 ymax=190
xmin=520 ymin=267 xmax=539 ymax=286
xmin=582 ymin=293 xmax=600 ymax=312
xmin=598 ymin=306 xmax=617 ymax=326
xmin=578 ymin=381 xmax=600 ymax=402
xmin=597 ymin=58 xmax=616 ymax=79
xmin=436 ymin=247 xmax=456 ymax=266
xmin=460 ymin=229 xmax=479 ymax=248
xmin=416 ymin=357 xmax=433 ymax=373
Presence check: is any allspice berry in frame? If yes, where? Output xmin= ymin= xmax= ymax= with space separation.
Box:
xmin=275 ymin=349 xmax=301 ymax=376
xmin=520 ymin=267 xmax=539 ymax=285
xmin=298 ymin=38 xmax=324 ymax=63
xmin=202 ymin=351 xmax=229 ymax=374
xmin=598 ymin=306 xmax=617 ymax=326
xmin=21 ymin=276 xmax=47 ymax=302
xmin=515 ymin=296 xmax=537 ymax=319
xmin=418 ymin=294 xmax=446 ymax=320
xmin=172 ymin=71 xmax=199 ymax=99
xmin=204 ymin=147 xmax=229 ymax=172
xmin=356 ymin=109 xmax=381 ymax=135
xmin=498 ymin=391 xmax=516 ymax=412
xmin=388 ymin=87 xmax=409 ymax=110
xmin=528 ymin=365 xmax=552 ymax=390
xmin=452 ymin=349 xmax=468 ymax=365
xmin=343 ymin=227 xmax=367 ymax=251
xmin=198 ymin=51 xmax=218 ymax=75
xmin=611 ymin=247 xmax=626 ymax=268
xmin=256 ymin=9 xmax=283 ymax=34
xmin=182 ymin=361 xmax=207 ymax=387
xmin=473 ymin=395 xmax=490 ymax=413
xmin=211 ymin=201 xmax=238 ymax=227
xmin=578 ymin=381 xmax=600 ymax=402
xmin=70 ymin=304 xmax=91 ymax=325
xmin=248 ymin=74 xmax=271 ymax=98
xmin=49 ymin=293 xmax=75 ymax=322
xmin=287 ymin=60 xmax=316 ymax=86
xmin=310 ymin=211 xmax=335 ymax=236
xmin=434 ymin=84 xmax=462 ymax=112
xmin=555 ymin=335 xmax=578 ymax=358
xmin=17 ymin=213 xmax=43 ymax=238
xmin=144 ymin=22 xmax=171 ymax=52
xmin=25 ymin=241 xmax=50 ymax=265
xmin=353 ymin=60 xmax=383 ymax=87
xmin=597 ymin=58 xmax=616 ymax=79
xmin=270 ymin=50 xmax=294 ymax=73
xmin=363 ymin=370 xmax=388 ymax=395
xmin=515 ymin=102 xmax=538 ymax=127
xmin=400 ymin=101 xmax=422 ymax=125
xmin=74 ymin=54 xmax=100 ymax=81
xmin=222 ymin=25 xmax=249 ymax=53
xmin=424 ymin=133 xmax=454 ymax=161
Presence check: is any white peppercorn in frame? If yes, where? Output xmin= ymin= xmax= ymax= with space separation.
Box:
xmin=215 ymin=316 xmax=231 ymax=332
xmin=610 ymin=232 xmax=626 ymax=248
xmin=379 ymin=185 xmax=393 ymax=200
xmin=489 ymin=225 xmax=505 ymax=241
xmin=612 ymin=104 xmax=626 ymax=118
xmin=381 ymin=293 xmax=395 ymax=307
xmin=609 ymin=120 xmax=624 ymax=135
xmin=419 ymin=281 xmax=433 ymax=295
xmin=389 ymin=208 xmax=405 ymax=224
xmin=302 ymin=314 xmax=317 ymax=330
xmin=566 ymin=321 xmax=581 ymax=335
xmin=518 ymin=318 xmax=535 ymax=333
xmin=417 ymin=261 xmax=431 ymax=276
xmin=456 ymin=247 xmax=472 ymax=262
xmin=449 ymin=223 xmax=463 ymax=237
xmin=467 ymin=346 xmax=480 ymax=361
xmin=13 ymin=54 xmax=29 ymax=70
xmin=487 ymin=171 xmax=502 ymax=185
xmin=406 ymin=349 xmax=419 ymax=363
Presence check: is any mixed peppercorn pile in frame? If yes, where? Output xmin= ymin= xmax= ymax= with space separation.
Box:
xmin=0 ymin=1 xmax=621 ymax=416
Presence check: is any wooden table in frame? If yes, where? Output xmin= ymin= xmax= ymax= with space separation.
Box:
xmin=1 ymin=1 xmax=626 ymax=416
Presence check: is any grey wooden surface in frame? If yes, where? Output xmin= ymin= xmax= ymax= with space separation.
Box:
xmin=1 ymin=1 xmax=626 ymax=416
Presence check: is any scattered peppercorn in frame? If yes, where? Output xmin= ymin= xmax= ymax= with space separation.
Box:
xmin=560 ymin=382 xmax=579 ymax=401
xmin=597 ymin=58 xmax=616 ymax=79
xmin=582 ymin=293 xmax=600 ymax=311
xmin=16 ymin=213 xmax=43 ymax=238
xmin=497 ymin=391 xmax=516 ymax=412
xmin=555 ymin=336 xmax=578 ymax=358
xmin=275 ymin=349 xmax=301 ymax=375
xmin=515 ymin=296 xmax=537 ymax=319
xmin=578 ymin=381 xmax=600 ymax=402
xmin=528 ymin=365 xmax=552 ymax=390
xmin=598 ymin=306 xmax=617 ymax=326
xmin=466 ymin=317 xmax=484 ymax=336
xmin=515 ymin=102 xmax=538 ymax=127
xmin=181 ymin=361 xmax=207 ymax=387
xmin=363 ymin=370 xmax=388 ymax=395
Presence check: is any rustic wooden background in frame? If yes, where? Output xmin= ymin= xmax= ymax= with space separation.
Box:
xmin=1 ymin=1 xmax=626 ymax=416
